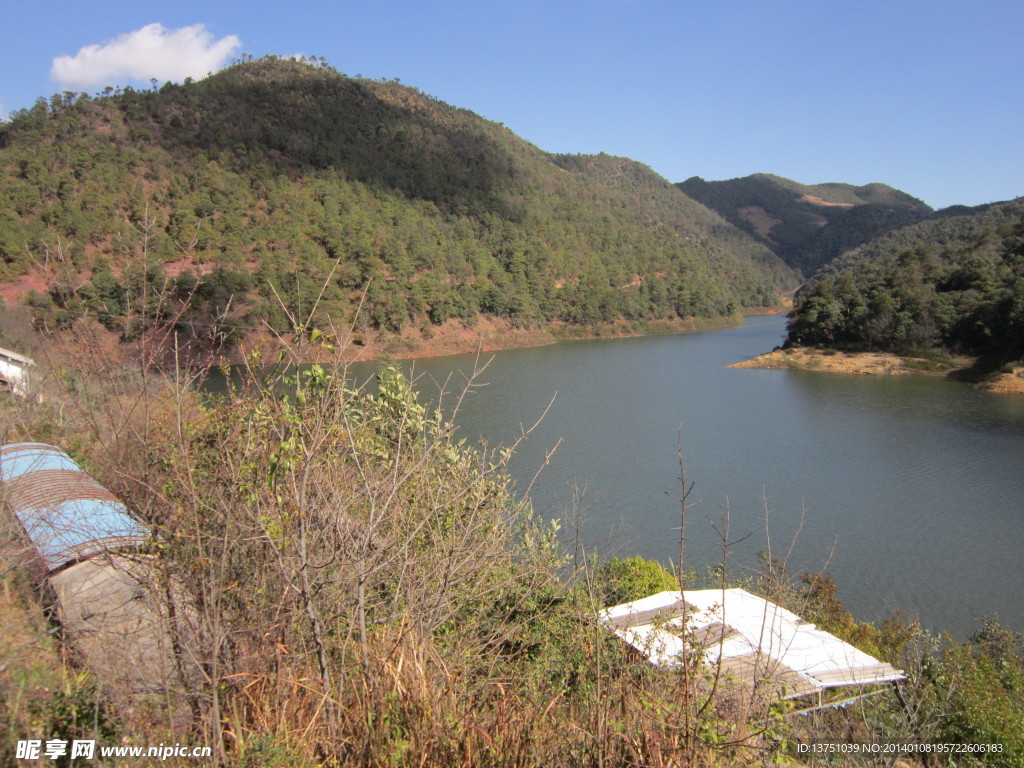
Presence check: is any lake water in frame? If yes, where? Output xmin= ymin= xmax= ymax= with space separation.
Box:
xmin=380 ymin=316 xmax=1024 ymax=639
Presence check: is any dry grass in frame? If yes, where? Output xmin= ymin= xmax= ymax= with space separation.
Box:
xmin=729 ymin=346 xmax=959 ymax=377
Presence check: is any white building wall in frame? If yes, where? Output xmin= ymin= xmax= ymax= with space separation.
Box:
xmin=0 ymin=349 xmax=35 ymax=396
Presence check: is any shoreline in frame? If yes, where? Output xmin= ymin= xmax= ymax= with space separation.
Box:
xmin=276 ymin=308 xmax=790 ymax=365
xmin=728 ymin=346 xmax=1024 ymax=395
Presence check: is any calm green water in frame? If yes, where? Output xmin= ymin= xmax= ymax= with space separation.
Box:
xmin=380 ymin=316 xmax=1024 ymax=639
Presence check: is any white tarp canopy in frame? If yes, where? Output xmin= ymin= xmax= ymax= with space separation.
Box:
xmin=600 ymin=588 xmax=904 ymax=699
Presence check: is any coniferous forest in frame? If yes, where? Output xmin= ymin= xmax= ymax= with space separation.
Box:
xmin=0 ymin=57 xmax=794 ymax=355
xmin=786 ymin=199 xmax=1024 ymax=373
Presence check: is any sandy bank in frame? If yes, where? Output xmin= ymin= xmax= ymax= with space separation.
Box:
xmin=983 ymin=367 xmax=1024 ymax=394
xmin=729 ymin=347 xmax=1024 ymax=395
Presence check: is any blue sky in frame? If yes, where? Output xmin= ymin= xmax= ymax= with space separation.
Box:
xmin=1 ymin=0 xmax=1021 ymax=210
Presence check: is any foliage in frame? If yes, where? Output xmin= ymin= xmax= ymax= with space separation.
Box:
xmin=7 ymin=231 xmax=1022 ymax=763
xmin=593 ymin=554 xmax=679 ymax=606
xmin=935 ymin=621 xmax=1024 ymax=766
xmin=786 ymin=199 xmax=1024 ymax=373
xmin=753 ymin=549 xmax=1024 ymax=765
xmin=0 ymin=57 xmax=795 ymax=355
xmin=6 ymin=302 xmax=826 ymax=765
xmin=8 ymin=328 xmax=1024 ymax=763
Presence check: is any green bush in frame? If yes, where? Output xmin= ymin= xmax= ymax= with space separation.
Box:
xmin=593 ymin=555 xmax=678 ymax=606
xmin=938 ymin=620 xmax=1024 ymax=767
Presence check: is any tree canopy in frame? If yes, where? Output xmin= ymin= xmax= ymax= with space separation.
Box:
xmin=0 ymin=57 xmax=795 ymax=351
xmin=785 ymin=199 xmax=1024 ymax=370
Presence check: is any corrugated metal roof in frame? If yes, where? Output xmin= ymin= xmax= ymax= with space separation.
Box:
xmin=0 ymin=443 xmax=79 ymax=481
xmin=0 ymin=443 xmax=149 ymax=572
xmin=600 ymin=588 xmax=904 ymax=699
xmin=0 ymin=346 xmax=35 ymax=366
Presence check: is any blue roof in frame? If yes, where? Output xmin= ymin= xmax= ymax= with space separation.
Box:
xmin=0 ymin=443 xmax=79 ymax=481
xmin=0 ymin=443 xmax=149 ymax=571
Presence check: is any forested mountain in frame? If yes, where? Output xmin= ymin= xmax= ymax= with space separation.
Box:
xmin=677 ymin=173 xmax=932 ymax=276
xmin=0 ymin=57 xmax=795 ymax=355
xmin=786 ymin=198 xmax=1024 ymax=370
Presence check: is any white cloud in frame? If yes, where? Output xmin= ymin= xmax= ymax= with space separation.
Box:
xmin=0 ymin=99 xmax=7 ymax=122
xmin=51 ymin=23 xmax=241 ymax=89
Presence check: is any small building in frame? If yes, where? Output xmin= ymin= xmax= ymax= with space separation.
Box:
xmin=601 ymin=588 xmax=904 ymax=703
xmin=0 ymin=443 xmax=198 ymax=723
xmin=0 ymin=346 xmax=36 ymax=398
xmin=0 ymin=442 xmax=148 ymax=572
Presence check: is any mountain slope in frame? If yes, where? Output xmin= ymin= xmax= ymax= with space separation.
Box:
xmin=677 ymin=173 xmax=932 ymax=276
xmin=0 ymin=58 xmax=795 ymax=355
xmin=785 ymin=198 xmax=1024 ymax=371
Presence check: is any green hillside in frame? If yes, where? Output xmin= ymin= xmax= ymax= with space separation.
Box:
xmin=0 ymin=57 xmax=794 ymax=355
xmin=786 ymin=198 xmax=1024 ymax=372
xmin=677 ymin=173 xmax=932 ymax=276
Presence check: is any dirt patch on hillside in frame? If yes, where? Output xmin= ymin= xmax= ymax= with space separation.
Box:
xmin=800 ymin=194 xmax=854 ymax=208
xmin=0 ymin=272 xmax=51 ymax=304
xmin=266 ymin=317 xmax=562 ymax=364
xmin=338 ymin=316 xmax=742 ymax=363
xmin=362 ymin=319 xmax=559 ymax=361
xmin=737 ymin=206 xmax=782 ymax=239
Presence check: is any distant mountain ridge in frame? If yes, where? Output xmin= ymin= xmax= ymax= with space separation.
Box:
xmin=677 ymin=173 xmax=933 ymax=276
